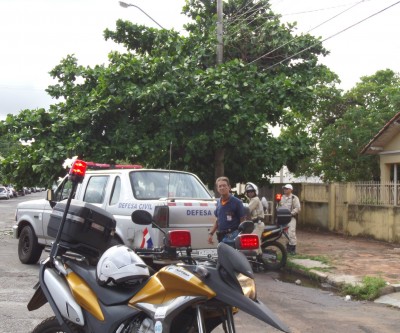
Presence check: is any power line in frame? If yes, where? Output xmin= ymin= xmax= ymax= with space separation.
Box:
xmin=248 ymin=0 xmax=366 ymax=65
xmin=280 ymin=0 xmax=372 ymax=16
xmin=226 ymin=0 xmax=261 ymax=25
xmin=249 ymin=0 xmax=400 ymax=68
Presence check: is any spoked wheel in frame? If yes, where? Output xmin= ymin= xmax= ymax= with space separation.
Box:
xmin=261 ymin=241 xmax=287 ymax=270
xmin=32 ymin=316 xmax=83 ymax=333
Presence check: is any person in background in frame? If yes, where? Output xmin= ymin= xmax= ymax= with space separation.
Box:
xmin=208 ymin=177 xmax=246 ymax=246
xmin=245 ymin=182 xmax=265 ymax=256
xmin=278 ymin=184 xmax=301 ymax=255
xmin=261 ymin=196 xmax=269 ymax=215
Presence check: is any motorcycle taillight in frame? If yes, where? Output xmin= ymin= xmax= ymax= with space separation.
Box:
xmin=168 ymin=230 xmax=191 ymax=248
xmin=235 ymin=234 xmax=259 ymax=250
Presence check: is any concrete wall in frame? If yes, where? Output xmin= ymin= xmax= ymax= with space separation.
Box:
xmin=261 ymin=182 xmax=400 ymax=244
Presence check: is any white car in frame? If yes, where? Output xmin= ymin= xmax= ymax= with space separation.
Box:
xmin=0 ymin=186 xmax=10 ymax=200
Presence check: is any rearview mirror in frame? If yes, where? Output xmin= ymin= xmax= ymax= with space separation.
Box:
xmin=46 ymin=189 xmax=57 ymax=208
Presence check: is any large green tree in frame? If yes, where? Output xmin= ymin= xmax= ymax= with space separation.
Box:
xmin=0 ymin=0 xmax=337 ymax=188
xmin=296 ymin=69 xmax=400 ymax=181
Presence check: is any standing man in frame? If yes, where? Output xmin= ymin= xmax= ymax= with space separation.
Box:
xmin=208 ymin=177 xmax=246 ymax=246
xmin=245 ymin=182 xmax=265 ymax=256
xmin=278 ymin=184 xmax=301 ymax=255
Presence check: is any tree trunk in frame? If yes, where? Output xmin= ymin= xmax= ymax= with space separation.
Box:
xmin=214 ymin=148 xmax=225 ymax=196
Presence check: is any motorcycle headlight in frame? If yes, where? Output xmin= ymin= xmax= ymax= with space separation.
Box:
xmin=236 ymin=273 xmax=256 ymax=300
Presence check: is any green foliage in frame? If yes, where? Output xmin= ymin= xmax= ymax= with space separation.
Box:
xmin=312 ymin=69 xmax=400 ymax=181
xmin=341 ymin=276 xmax=386 ymax=301
xmin=0 ymin=0 xmax=338 ymax=188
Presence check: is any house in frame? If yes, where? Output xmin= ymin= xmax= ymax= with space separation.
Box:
xmin=361 ymin=111 xmax=400 ymax=183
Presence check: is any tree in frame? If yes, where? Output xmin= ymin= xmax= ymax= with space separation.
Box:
xmin=300 ymin=69 xmax=400 ymax=181
xmin=0 ymin=0 xmax=338 ymax=188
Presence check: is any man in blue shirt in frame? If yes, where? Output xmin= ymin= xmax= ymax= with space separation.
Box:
xmin=208 ymin=176 xmax=246 ymax=245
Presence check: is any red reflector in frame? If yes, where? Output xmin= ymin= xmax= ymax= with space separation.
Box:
xmin=237 ymin=234 xmax=259 ymax=250
xmin=69 ymin=160 xmax=87 ymax=183
xmin=168 ymin=230 xmax=191 ymax=248
xmin=275 ymin=193 xmax=282 ymax=202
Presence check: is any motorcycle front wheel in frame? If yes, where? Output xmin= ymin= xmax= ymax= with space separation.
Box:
xmin=261 ymin=241 xmax=287 ymax=270
xmin=32 ymin=316 xmax=82 ymax=333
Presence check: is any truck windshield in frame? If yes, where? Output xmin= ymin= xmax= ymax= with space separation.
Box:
xmin=130 ymin=171 xmax=212 ymax=200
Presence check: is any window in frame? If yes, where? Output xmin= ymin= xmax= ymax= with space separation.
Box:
xmin=83 ymin=176 xmax=109 ymax=204
xmin=110 ymin=176 xmax=121 ymax=205
xmin=130 ymin=171 xmax=212 ymax=200
xmin=54 ymin=178 xmax=75 ymax=201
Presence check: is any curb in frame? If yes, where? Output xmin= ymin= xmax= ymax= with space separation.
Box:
xmin=285 ymin=259 xmax=400 ymax=300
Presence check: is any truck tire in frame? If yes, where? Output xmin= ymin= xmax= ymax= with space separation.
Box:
xmin=18 ymin=225 xmax=43 ymax=264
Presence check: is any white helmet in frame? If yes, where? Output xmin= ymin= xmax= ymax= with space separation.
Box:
xmin=96 ymin=245 xmax=150 ymax=286
xmin=245 ymin=182 xmax=258 ymax=196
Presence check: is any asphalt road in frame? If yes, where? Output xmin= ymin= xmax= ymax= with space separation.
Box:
xmin=1 ymin=193 xmax=399 ymax=333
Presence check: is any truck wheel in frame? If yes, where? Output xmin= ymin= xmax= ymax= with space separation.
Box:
xmin=18 ymin=225 xmax=43 ymax=264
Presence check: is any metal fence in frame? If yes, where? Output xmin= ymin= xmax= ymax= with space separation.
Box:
xmin=299 ymin=182 xmax=400 ymax=206
xmin=348 ymin=181 xmax=400 ymax=206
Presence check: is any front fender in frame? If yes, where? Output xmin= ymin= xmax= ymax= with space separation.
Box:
xmin=27 ymin=284 xmax=48 ymax=311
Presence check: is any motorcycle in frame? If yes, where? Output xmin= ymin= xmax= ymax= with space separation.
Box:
xmin=231 ymin=208 xmax=291 ymax=272
xmin=27 ymin=160 xmax=290 ymax=333
xmin=259 ymin=210 xmax=291 ymax=271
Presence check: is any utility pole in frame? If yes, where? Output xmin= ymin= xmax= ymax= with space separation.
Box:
xmin=214 ymin=0 xmax=225 ymax=184
xmin=216 ymin=0 xmax=223 ymax=65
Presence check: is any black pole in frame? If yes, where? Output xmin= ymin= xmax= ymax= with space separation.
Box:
xmin=49 ymin=181 xmax=78 ymax=261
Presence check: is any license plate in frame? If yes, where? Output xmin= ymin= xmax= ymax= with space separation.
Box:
xmin=197 ymin=249 xmax=217 ymax=257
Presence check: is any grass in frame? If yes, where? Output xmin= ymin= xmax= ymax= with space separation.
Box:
xmin=286 ymin=254 xmax=332 ymax=272
xmin=340 ymin=276 xmax=386 ymax=301
xmin=286 ymin=255 xmax=387 ymax=300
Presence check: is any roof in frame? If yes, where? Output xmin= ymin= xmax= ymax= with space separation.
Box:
xmin=360 ymin=112 xmax=400 ymax=155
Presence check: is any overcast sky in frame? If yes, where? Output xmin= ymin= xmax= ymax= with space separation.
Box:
xmin=1 ymin=0 xmax=399 ymax=120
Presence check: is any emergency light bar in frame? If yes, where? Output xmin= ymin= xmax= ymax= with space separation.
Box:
xmin=85 ymin=161 xmax=142 ymax=170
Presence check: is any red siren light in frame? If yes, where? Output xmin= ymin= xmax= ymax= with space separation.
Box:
xmin=69 ymin=160 xmax=87 ymax=183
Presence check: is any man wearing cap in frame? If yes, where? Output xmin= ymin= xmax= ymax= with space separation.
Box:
xmin=278 ymin=184 xmax=301 ymax=255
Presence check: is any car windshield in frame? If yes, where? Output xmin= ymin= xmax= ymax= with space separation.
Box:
xmin=130 ymin=171 xmax=212 ymax=200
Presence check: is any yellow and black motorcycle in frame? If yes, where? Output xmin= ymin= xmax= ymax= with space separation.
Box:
xmin=27 ymin=160 xmax=290 ymax=333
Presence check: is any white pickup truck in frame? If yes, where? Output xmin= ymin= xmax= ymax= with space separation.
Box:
xmin=13 ymin=167 xmax=217 ymax=264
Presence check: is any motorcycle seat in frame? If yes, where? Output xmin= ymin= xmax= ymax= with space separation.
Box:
xmin=66 ymin=260 xmax=146 ymax=306
xmin=263 ymin=225 xmax=279 ymax=232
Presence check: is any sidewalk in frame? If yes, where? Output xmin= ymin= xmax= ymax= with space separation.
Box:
xmin=288 ymin=229 xmax=400 ymax=307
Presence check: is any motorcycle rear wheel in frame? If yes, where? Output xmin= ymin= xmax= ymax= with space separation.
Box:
xmin=261 ymin=241 xmax=287 ymax=270
xmin=32 ymin=316 xmax=82 ymax=333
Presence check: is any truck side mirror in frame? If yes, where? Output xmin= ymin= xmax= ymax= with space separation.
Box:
xmin=46 ymin=189 xmax=57 ymax=208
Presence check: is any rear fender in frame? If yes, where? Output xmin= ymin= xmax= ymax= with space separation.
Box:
xmin=38 ymin=259 xmax=85 ymax=328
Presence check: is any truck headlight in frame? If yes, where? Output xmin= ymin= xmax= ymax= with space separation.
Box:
xmin=237 ymin=273 xmax=256 ymax=300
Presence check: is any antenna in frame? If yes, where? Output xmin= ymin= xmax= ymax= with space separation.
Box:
xmin=169 ymin=141 xmax=172 ymax=171
xmin=167 ymin=141 xmax=172 ymax=199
